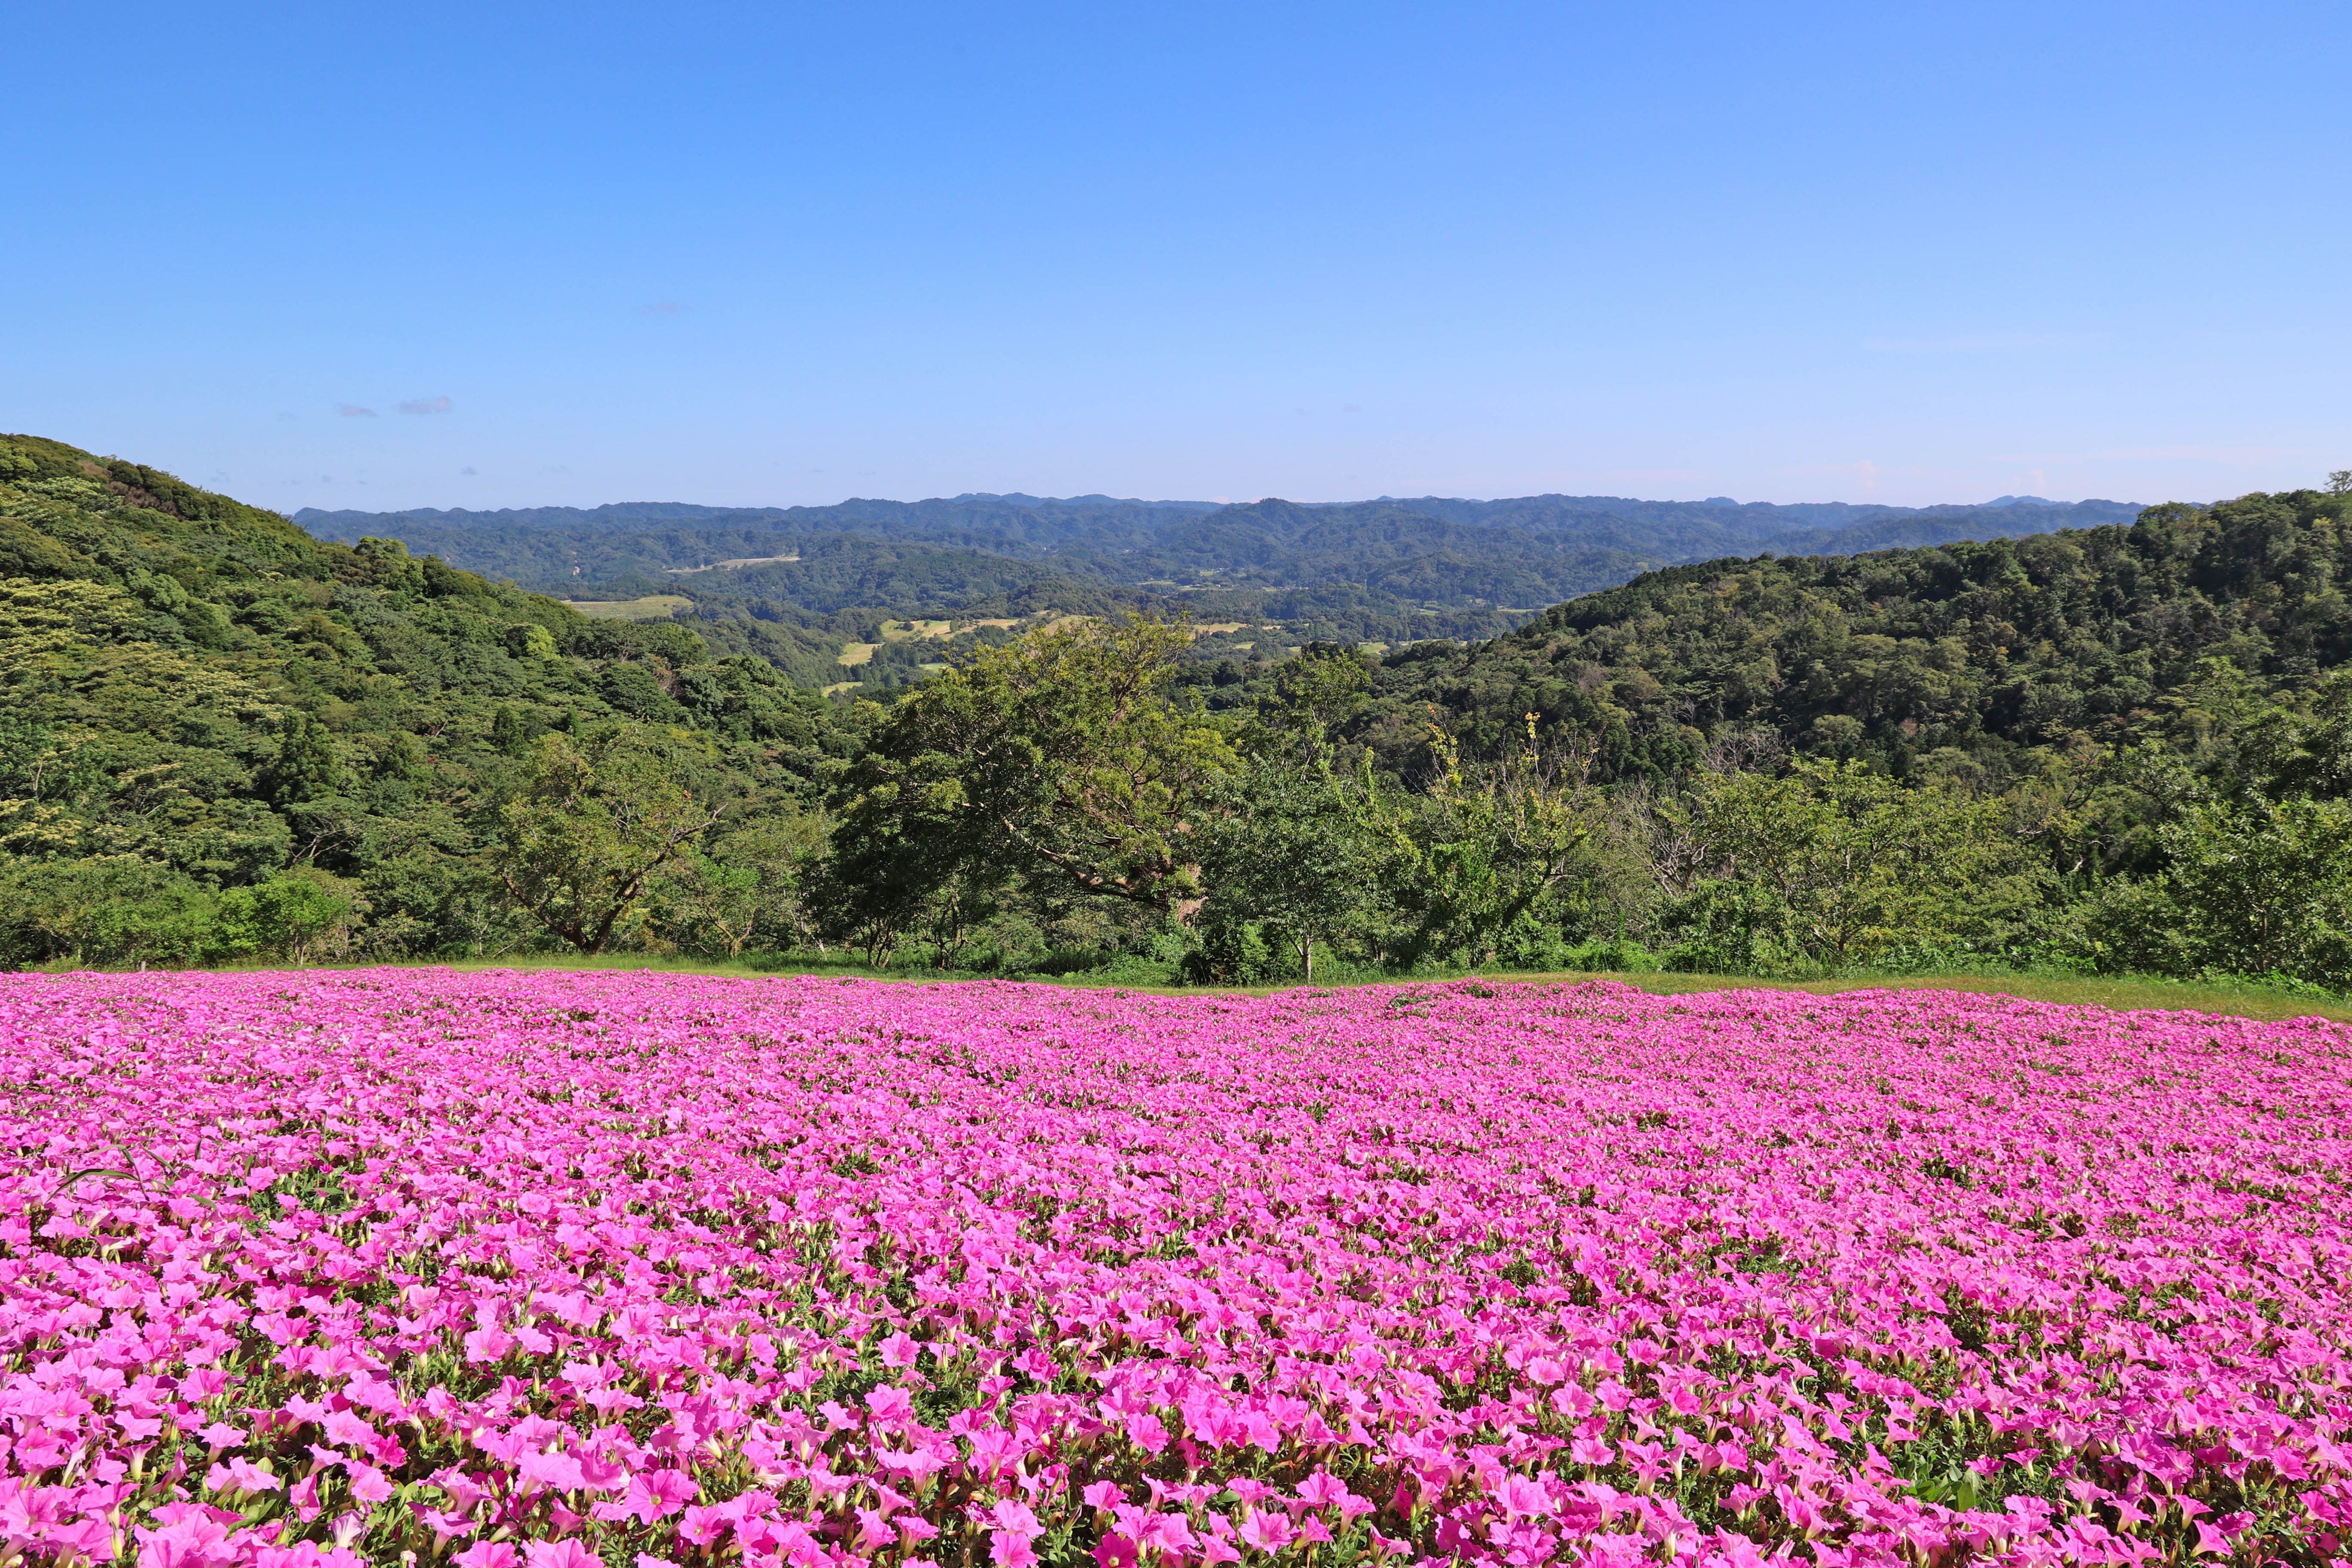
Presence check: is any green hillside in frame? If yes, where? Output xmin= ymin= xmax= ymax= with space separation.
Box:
xmin=7 ymin=432 xmax=2350 ymax=997
xmin=302 ymin=490 xmax=2143 ymax=659
xmin=1333 ymin=488 xmax=2352 ymax=783
xmin=0 ymin=433 xmax=850 ymax=962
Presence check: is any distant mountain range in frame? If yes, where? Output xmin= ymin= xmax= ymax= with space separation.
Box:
xmin=295 ymin=491 xmax=2148 ymax=653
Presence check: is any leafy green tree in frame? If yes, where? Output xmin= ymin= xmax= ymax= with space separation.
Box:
xmin=494 ymin=729 xmax=725 ymax=953
xmin=505 ymin=622 xmax=558 ymax=660
xmin=0 ymin=856 xmax=218 ymax=969
xmin=207 ymin=867 xmax=367 ymax=964
xmin=1391 ymin=718 xmax=1604 ymax=966
xmin=653 ymin=810 xmax=824 ymax=959
xmin=1681 ymin=757 xmax=2043 ymax=972
xmin=827 ymin=615 xmax=1237 ymax=920
xmin=2240 ymin=668 xmax=2352 ymax=802
xmin=1250 ymin=642 xmax=1372 ymax=760
xmin=1199 ymin=759 xmax=1393 ymax=981
xmin=261 ymin=713 xmax=349 ymax=805
xmin=2101 ymin=798 xmax=2352 ymax=987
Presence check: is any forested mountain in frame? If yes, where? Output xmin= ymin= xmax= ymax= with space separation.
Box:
xmin=1320 ymin=488 xmax=2351 ymax=786
xmin=0 ymin=432 xmax=851 ymax=961
xmin=12 ymin=428 xmax=2350 ymax=994
xmin=300 ymin=490 xmax=2143 ymax=659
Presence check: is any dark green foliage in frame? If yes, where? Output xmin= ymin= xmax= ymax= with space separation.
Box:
xmin=0 ymin=857 xmax=220 ymax=969
xmin=493 ymin=729 xmax=727 ymax=953
xmin=816 ymin=616 xmax=1237 ymax=959
xmin=1346 ymin=488 xmax=2352 ymax=785
xmin=1195 ymin=759 xmax=1394 ymax=981
xmin=0 ymin=434 xmax=854 ymax=966
xmin=8 ymin=429 xmax=2352 ymax=994
xmin=300 ymin=490 xmax=2141 ymax=680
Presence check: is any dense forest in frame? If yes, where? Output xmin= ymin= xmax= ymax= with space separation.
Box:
xmin=300 ymin=490 xmax=2144 ymax=666
xmin=7 ymin=430 xmax=2350 ymax=994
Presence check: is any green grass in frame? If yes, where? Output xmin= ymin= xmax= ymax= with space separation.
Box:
xmin=228 ymin=952 xmax=2352 ymax=1025
xmin=558 ymin=595 xmax=692 ymax=621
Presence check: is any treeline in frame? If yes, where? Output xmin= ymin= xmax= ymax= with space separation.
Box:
xmin=308 ymin=492 xmax=2140 ymax=668
xmin=4 ymin=428 xmax=2350 ymax=994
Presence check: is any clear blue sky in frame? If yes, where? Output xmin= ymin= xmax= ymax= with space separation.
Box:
xmin=5 ymin=2 xmax=2346 ymax=513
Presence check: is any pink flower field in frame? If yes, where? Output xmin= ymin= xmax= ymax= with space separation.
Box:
xmin=2 ymin=972 xmax=2349 ymax=1568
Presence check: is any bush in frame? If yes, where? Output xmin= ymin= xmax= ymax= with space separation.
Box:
xmin=0 ymin=857 xmax=219 ymax=969
xmin=205 ymin=867 xmax=367 ymax=964
xmin=1183 ymin=917 xmax=1282 ymax=985
xmin=1657 ymin=879 xmax=1801 ymax=975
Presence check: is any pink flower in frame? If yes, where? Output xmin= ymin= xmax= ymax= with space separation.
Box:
xmin=1143 ymin=1514 xmax=1198 ymax=1554
xmin=516 ymin=1450 xmax=588 ymax=1493
xmin=990 ymin=1500 xmax=1043 ymax=1538
xmin=1238 ymin=1511 xmax=1295 ymax=1553
xmin=522 ymin=1542 xmax=602 ymax=1568
xmin=16 ymin=964 xmax=2352 ymax=1568
xmin=1295 ymin=1472 xmax=1350 ymax=1510
xmin=207 ymin=1458 xmax=282 ymax=1494
xmin=593 ymin=1468 xmax=697 ymax=1525
xmin=677 ymin=1505 xmax=732 ymax=1549
xmin=855 ymin=1508 xmax=897 ymax=1553
xmin=1497 ymin=1475 xmax=1552 ymax=1520
xmin=136 ymin=1513 xmax=235 ymax=1568
xmin=1122 ymin=1412 xmax=1169 ymax=1454
xmin=321 ymin=1410 xmax=376 ymax=1448
xmin=867 ymin=1383 xmax=915 ymax=1424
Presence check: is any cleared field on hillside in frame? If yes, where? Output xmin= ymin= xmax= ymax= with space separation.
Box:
xmin=558 ymin=594 xmax=693 ymax=621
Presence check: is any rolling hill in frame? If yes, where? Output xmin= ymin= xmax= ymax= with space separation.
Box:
xmin=298 ymin=490 xmax=2146 ymax=663
xmin=5 ymin=428 xmax=2344 ymax=978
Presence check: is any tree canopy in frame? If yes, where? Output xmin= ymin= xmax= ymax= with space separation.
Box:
xmin=5 ymin=428 xmax=2352 ymax=994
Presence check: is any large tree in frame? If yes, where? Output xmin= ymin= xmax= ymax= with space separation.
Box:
xmin=821 ymin=616 xmax=1236 ymax=942
xmin=1682 ymin=756 xmax=2044 ymax=970
xmin=1198 ymin=759 xmax=1393 ymax=981
xmin=494 ymin=728 xmax=724 ymax=953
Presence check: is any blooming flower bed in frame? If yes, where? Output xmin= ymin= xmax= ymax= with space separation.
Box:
xmin=2 ymin=970 xmax=2348 ymax=1568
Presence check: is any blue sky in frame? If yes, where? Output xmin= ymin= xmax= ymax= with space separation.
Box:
xmin=4 ymin=2 xmax=2346 ymax=512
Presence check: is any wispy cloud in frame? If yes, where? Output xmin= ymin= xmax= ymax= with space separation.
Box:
xmin=336 ymin=404 xmax=377 ymax=417
xmin=398 ymin=395 xmax=452 ymax=415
